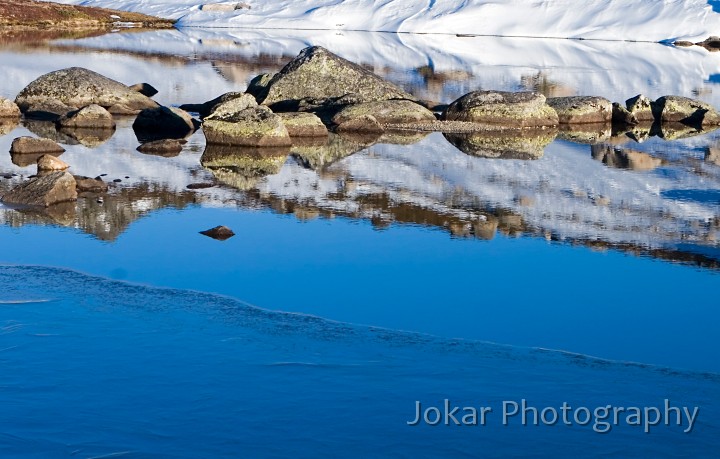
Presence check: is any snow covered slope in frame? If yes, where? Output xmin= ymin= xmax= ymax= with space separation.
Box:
xmin=43 ymin=0 xmax=720 ymax=42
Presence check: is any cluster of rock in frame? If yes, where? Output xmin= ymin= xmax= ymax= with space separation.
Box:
xmin=3 ymin=45 xmax=720 ymax=212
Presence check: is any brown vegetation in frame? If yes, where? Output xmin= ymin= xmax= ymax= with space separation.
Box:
xmin=0 ymin=0 xmax=174 ymax=30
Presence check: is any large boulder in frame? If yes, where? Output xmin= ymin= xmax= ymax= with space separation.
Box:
xmin=203 ymin=106 xmax=292 ymax=147
xmin=625 ymin=94 xmax=654 ymax=122
xmin=258 ymin=46 xmax=415 ymax=109
xmin=277 ymin=112 xmax=328 ymax=137
xmin=332 ymin=100 xmax=436 ymax=126
xmin=0 ymin=98 xmax=20 ymax=118
xmin=10 ymin=136 xmax=65 ymax=155
xmin=132 ymin=106 xmax=197 ymax=141
xmin=442 ymin=91 xmax=558 ymax=128
xmin=1 ymin=171 xmax=77 ymax=207
xmin=15 ymin=67 xmax=158 ymax=114
xmin=57 ymin=104 xmax=116 ymax=129
xmin=546 ymin=96 xmax=612 ymax=124
xmin=651 ymin=96 xmax=720 ymax=126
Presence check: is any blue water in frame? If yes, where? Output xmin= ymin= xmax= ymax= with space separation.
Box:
xmin=1 ymin=265 xmax=718 ymax=458
xmin=1 ymin=206 xmax=718 ymax=375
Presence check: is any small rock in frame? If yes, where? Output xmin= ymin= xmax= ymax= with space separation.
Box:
xmin=137 ymin=139 xmax=184 ymax=156
xmin=57 ymin=104 xmax=116 ymax=129
xmin=128 ymin=83 xmax=159 ymax=97
xmin=113 ymin=179 xmax=122 ymax=183
xmin=132 ymin=106 xmax=198 ymax=140
xmin=673 ymin=41 xmax=694 ymax=47
xmin=0 ymin=98 xmax=21 ymax=118
xmin=1 ymin=171 xmax=77 ymax=207
xmin=37 ymin=154 xmax=70 ymax=171
xmin=10 ymin=137 xmax=65 ymax=155
xmin=199 ymin=225 xmax=235 ymax=240
xmin=625 ymin=94 xmax=655 ymax=122
xmin=696 ymin=36 xmax=720 ymax=51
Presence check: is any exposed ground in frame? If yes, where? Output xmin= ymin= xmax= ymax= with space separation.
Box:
xmin=0 ymin=0 xmax=174 ymax=30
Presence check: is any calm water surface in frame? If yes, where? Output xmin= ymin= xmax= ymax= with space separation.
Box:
xmin=0 ymin=29 xmax=719 ymax=457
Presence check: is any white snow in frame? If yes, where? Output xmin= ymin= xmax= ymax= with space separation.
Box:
xmin=42 ymin=0 xmax=720 ymax=42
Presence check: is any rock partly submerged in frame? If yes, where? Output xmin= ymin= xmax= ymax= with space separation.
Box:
xmin=442 ymin=91 xmax=558 ymax=128
xmin=1 ymin=171 xmax=77 ymax=207
xmin=547 ymin=96 xmax=612 ymax=124
xmin=10 ymin=136 xmax=65 ymax=155
xmin=203 ymin=106 xmax=292 ymax=147
xmin=651 ymin=95 xmax=720 ymax=126
xmin=15 ymin=67 xmax=158 ymax=115
xmin=57 ymin=104 xmax=116 ymax=129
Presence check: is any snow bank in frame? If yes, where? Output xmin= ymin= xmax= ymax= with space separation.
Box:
xmin=44 ymin=0 xmax=720 ymax=42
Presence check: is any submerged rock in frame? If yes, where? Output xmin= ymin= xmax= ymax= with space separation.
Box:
xmin=37 ymin=154 xmax=70 ymax=172
xmin=137 ymin=139 xmax=184 ymax=156
xmin=332 ymin=100 xmax=436 ymax=126
xmin=258 ymin=46 xmax=415 ymax=109
xmin=444 ymin=128 xmax=557 ymax=159
xmin=203 ymin=106 xmax=292 ymax=147
xmin=1 ymin=171 xmax=77 ymax=207
xmin=0 ymin=98 xmax=20 ymax=118
xmin=547 ymin=96 xmax=612 ymax=124
xmin=74 ymin=175 xmax=109 ymax=193
xmin=277 ymin=112 xmax=328 ymax=137
xmin=625 ymin=94 xmax=654 ymax=122
xmin=442 ymin=91 xmax=558 ymax=128
xmin=132 ymin=106 xmax=197 ymax=141
xmin=651 ymin=96 xmax=720 ymax=126
xmin=57 ymin=104 xmax=116 ymax=129
xmin=199 ymin=225 xmax=236 ymax=240
xmin=15 ymin=67 xmax=158 ymax=114
xmin=10 ymin=136 xmax=65 ymax=155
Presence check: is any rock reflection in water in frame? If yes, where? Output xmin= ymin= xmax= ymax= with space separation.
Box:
xmin=58 ymin=126 xmax=115 ymax=148
xmin=290 ymin=133 xmax=376 ymax=170
xmin=0 ymin=119 xmax=18 ymax=136
xmin=201 ymin=144 xmax=290 ymax=191
xmin=556 ymin=123 xmax=611 ymax=145
xmin=444 ymin=129 xmax=557 ymax=160
xmin=591 ymin=144 xmax=664 ymax=171
xmin=1 ymin=201 xmax=76 ymax=227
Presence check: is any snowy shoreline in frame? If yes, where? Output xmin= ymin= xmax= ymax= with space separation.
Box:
xmin=41 ymin=0 xmax=720 ymax=42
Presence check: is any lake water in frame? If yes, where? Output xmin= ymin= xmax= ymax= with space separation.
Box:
xmin=1 ymin=28 xmax=719 ymax=458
